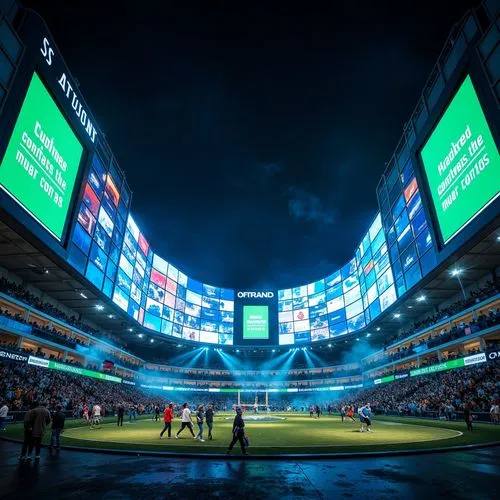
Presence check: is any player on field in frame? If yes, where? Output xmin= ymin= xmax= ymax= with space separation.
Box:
xmin=175 ymin=403 xmax=195 ymax=439
xmin=83 ymin=404 xmax=89 ymax=424
xmin=347 ymin=405 xmax=355 ymax=422
xmin=358 ymin=405 xmax=365 ymax=432
xmin=160 ymin=403 xmax=174 ymax=439
xmin=91 ymin=403 xmax=101 ymax=429
xmin=360 ymin=403 xmax=373 ymax=432
xmin=340 ymin=405 xmax=346 ymax=423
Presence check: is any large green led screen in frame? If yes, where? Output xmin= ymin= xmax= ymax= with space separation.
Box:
xmin=420 ymin=75 xmax=500 ymax=245
xmin=243 ymin=305 xmax=269 ymax=340
xmin=0 ymin=73 xmax=83 ymax=241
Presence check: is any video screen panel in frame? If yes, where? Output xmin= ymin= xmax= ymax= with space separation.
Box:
xmin=0 ymin=73 xmax=83 ymax=240
xmin=420 ymin=75 xmax=500 ymax=245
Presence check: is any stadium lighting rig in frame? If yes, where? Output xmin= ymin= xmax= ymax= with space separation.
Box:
xmin=450 ymin=268 xmax=466 ymax=299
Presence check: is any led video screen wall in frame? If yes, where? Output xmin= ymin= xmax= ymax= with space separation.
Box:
xmin=0 ymin=72 xmax=83 ymax=240
xmin=277 ymin=214 xmax=398 ymax=345
xmin=67 ymin=154 xmax=131 ymax=298
xmin=420 ymin=75 xmax=500 ymax=245
xmin=111 ymin=217 xmax=235 ymax=345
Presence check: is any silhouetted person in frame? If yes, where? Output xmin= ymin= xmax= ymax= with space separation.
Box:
xmin=19 ymin=402 xmax=36 ymax=461
xmin=31 ymin=401 xmax=51 ymax=460
xmin=117 ymin=403 xmax=125 ymax=427
xmin=206 ymin=404 xmax=214 ymax=440
xmin=464 ymin=404 xmax=473 ymax=432
xmin=227 ymin=407 xmax=248 ymax=455
xmin=49 ymin=404 xmax=65 ymax=449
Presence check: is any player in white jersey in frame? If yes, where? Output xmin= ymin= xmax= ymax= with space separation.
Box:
xmin=358 ymin=406 xmax=366 ymax=432
xmin=91 ymin=404 xmax=101 ymax=429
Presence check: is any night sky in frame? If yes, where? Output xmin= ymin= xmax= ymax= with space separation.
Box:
xmin=25 ymin=0 xmax=478 ymax=289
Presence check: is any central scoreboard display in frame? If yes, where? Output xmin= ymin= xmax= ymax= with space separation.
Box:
xmin=234 ymin=291 xmax=278 ymax=345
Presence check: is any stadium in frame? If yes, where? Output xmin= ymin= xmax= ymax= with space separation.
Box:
xmin=0 ymin=0 xmax=499 ymax=498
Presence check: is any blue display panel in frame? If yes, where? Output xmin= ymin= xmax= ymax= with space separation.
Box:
xmin=378 ymin=159 xmax=438 ymax=296
xmin=111 ymin=215 xmax=234 ymax=344
xmin=112 ymin=214 xmax=152 ymax=324
xmin=277 ymin=213 xmax=398 ymax=345
xmin=68 ymin=155 xmax=131 ymax=295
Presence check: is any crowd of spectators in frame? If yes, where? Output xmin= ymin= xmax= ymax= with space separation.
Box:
xmin=0 ymin=278 xmax=126 ymax=349
xmin=353 ymin=363 xmax=500 ymax=417
xmin=364 ymin=307 xmax=500 ymax=370
xmin=0 ymin=361 xmax=156 ymax=415
xmin=1 ymin=359 xmax=497 ymax=422
xmin=382 ymin=278 xmax=500 ymax=349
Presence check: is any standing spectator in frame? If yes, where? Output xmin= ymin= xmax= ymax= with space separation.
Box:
xmin=154 ymin=404 xmax=160 ymax=422
xmin=0 ymin=400 xmax=8 ymax=431
xmin=175 ymin=403 xmax=195 ymax=439
xmin=31 ymin=401 xmax=51 ymax=460
xmin=490 ymin=402 xmax=499 ymax=423
xmin=315 ymin=405 xmax=321 ymax=418
xmin=464 ymin=404 xmax=473 ymax=432
xmin=195 ymin=405 xmax=205 ymax=442
xmin=309 ymin=405 xmax=314 ymax=417
xmin=117 ymin=403 xmax=125 ymax=427
xmin=226 ymin=407 xmax=248 ymax=456
xmin=49 ymin=404 xmax=65 ymax=450
xmin=19 ymin=402 xmax=35 ymax=461
xmin=206 ymin=404 xmax=214 ymax=440
xmin=160 ymin=403 xmax=174 ymax=439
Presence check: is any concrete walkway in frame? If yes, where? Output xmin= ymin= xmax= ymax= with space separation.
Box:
xmin=0 ymin=441 xmax=498 ymax=499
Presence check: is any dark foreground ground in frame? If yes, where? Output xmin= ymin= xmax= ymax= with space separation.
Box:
xmin=0 ymin=441 xmax=498 ymax=499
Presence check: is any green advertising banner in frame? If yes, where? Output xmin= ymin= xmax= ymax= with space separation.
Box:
xmin=410 ymin=358 xmax=464 ymax=377
xmin=374 ymin=375 xmax=395 ymax=385
xmin=0 ymin=73 xmax=83 ymax=240
xmin=49 ymin=360 xmax=122 ymax=383
xmin=243 ymin=305 xmax=269 ymax=339
xmin=420 ymin=75 xmax=500 ymax=244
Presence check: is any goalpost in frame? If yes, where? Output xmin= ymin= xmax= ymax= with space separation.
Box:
xmin=237 ymin=390 xmax=270 ymax=412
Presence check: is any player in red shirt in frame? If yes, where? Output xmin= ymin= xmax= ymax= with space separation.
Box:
xmin=160 ymin=403 xmax=174 ymax=439
xmin=83 ymin=404 xmax=89 ymax=424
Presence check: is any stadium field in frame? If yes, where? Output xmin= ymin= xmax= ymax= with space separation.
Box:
xmin=3 ymin=414 xmax=500 ymax=455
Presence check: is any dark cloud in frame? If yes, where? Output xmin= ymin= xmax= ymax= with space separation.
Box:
xmin=286 ymin=187 xmax=338 ymax=226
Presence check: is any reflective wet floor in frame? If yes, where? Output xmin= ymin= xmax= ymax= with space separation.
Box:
xmin=0 ymin=441 xmax=498 ymax=499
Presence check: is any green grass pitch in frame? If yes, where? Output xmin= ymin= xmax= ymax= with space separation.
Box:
xmin=4 ymin=414 xmax=500 ymax=455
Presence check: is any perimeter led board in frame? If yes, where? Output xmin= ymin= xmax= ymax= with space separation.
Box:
xmin=243 ymin=305 xmax=269 ymax=340
xmin=420 ymin=75 xmax=500 ymax=245
xmin=0 ymin=72 xmax=83 ymax=240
